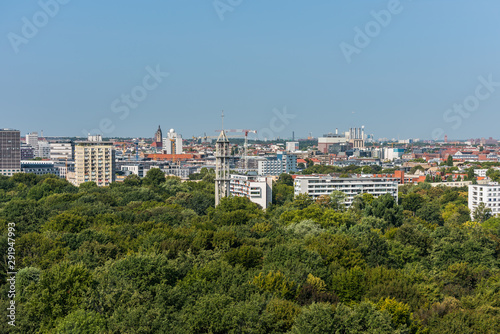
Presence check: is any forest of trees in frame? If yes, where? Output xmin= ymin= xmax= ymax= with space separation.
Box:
xmin=1 ymin=170 xmax=500 ymax=333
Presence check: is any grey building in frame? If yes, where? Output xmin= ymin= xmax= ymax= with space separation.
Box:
xmin=0 ymin=129 xmax=21 ymax=176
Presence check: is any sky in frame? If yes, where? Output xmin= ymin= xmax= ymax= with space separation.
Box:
xmin=1 ymin=0 xmax=500 ymax=141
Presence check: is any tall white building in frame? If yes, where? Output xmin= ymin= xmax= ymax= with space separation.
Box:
xmin=294 ymin=175 xmax=398 ymax=207
xmin=230 ymin=174 xmax=272 ymax=209
xmin=25 ymin=132 xmax=38 ymax=148
xmin=258 ymin=152 xmax=297 ymax=176
xmin=286 ymin=142 xmax=299 ymax=153
xmin=163 ymin=129 xmax=183 ymax=155
xmin=468 ymin=182 xmax=500 ymax=217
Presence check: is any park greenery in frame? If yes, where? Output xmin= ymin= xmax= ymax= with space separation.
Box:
xmin=1 ymin=170 xmax=500 ymax=333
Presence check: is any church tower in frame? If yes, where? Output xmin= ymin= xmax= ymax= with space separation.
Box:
xmin=154 ymin=125 xmax=163 ymax=150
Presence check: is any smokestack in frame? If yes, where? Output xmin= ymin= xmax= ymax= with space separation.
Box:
xmin=336 ymin=128 xmax=338 ymax=135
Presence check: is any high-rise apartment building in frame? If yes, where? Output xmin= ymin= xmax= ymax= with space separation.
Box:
xmin=0 ymin=129 xmax=21 ymax=176
xmin=74 ymin=140 xmax=115 ymax=186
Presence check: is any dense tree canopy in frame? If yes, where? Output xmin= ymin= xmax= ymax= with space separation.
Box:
xmin=1 ymin=173 xmax=499 ymax=333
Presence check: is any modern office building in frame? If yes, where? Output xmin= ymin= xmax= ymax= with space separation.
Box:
xmin=230 ymin=174 xmax=272 ymax=209
xmin=73 ymin=140 xmax=115 ymax=186
xmin=50 ymin=140 xmax=74 ymax=160
xmin=257 ymin=152 xmax=297 ymax=176
xmin=468 ymin=182 xmax=500 ymax=217
xmin=0 ymin=129 xmax=21 ymax=176
xmin=294 ymin=175 xmax=398 ymax=207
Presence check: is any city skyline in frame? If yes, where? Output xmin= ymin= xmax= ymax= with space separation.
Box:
xmin=2 ymin=1 xmax=500 ymax=139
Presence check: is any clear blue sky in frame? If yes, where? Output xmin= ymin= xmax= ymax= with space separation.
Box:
xmin=1 ymin=0 xmax=500 ymax=140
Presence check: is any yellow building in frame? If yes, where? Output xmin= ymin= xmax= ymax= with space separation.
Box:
xmin=74 ymin=141 xmax=115 ymax=186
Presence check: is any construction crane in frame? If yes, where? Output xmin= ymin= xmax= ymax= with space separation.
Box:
xmin=215 ymin=129 xmax=257 ymax=170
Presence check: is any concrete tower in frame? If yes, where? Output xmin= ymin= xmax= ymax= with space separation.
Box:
xmin=215 ymin=112 xmax=230 ymax=206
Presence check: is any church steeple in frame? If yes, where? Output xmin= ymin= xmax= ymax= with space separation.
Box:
xmin=154 ymin=125 xmax=163 ymax=149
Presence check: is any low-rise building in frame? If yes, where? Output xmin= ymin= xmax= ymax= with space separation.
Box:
xmin=294 ymin=175 xmax=398 ymax=207
xmin=21 ymin=160 xmax=60 ymax=177
xmin=50 ymin=140 xmax=74 ymax=160
xmin=229 ymin=174 xmax=272 ymax=209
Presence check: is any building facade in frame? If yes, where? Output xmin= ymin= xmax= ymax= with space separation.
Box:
xmin=74 ymin=141 xmax=115 ymax=186
xmin=468 ymin=182 xmax=500 ymax=217
xmin=257 ymin=153 xmax=297 ymax=176
xmin=0 ymin=129 xmax=21 ymax=176
xmin=50 ymin=140 xmax=74 ymax=160
xmin=230 ymin=174 xmax=272 ymax=209
xmin=21 ymin=160 xmax=60 ymax=177
xmin=294 ymin=175 xmax=398 ymax=207
xmin=36 ymin=141 xmax=51 ymax=159
xmin=21 ymin=143 xmax=35 ymax=160
xmin=25 ymin=132 xmax=38 ymax=148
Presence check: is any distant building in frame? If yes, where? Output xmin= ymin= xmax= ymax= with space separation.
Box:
xmin=36 ymin=141 xmax=51 ymax=159
xmin=0 ymin=129 xmax=21 ymax=176
xmin=25 ymin=132 xmax=38 ymax=148
xmin=121 ymin=164 xmax=145 ymax=178
xmin=384 ymin=148 xmax=405 ymax=161
xmin=20 ymin=143 xmax=35 ymax=160
xmin=474 ymin=169 xmax=488 ymax=178
xmin=153 ymin=125 xmax=163 ymax=151
xmin=87 ymin=134 xmax=103 ymax=142
xmin=468 ymin=182 xmax=500 ymax=217
xmin=294 ymin=175 xmax=398 ymax=207
xmin=163 ymin=128 xmax=183 ymax=155
xmin=230 ymin=174 xmax=272 ymax=209
xmin=286 ymin=141 xmax=299 ymax=152
xmin=50 ymin=140 xmax=74 ymax=160
xmin=318 ymin=131 xmax=348 ymax=154
xmin=21 ymin=160 xmax=60 ymax=177
xmin=258 ymin=152 xmax=297 ymax=176
xmin=73 ymin=140 xmax=115 ymax=186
